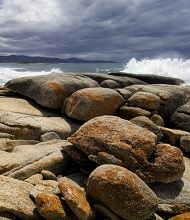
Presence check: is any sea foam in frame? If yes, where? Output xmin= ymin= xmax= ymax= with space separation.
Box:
xmin=122 ymin=58 xmax=190 ymax=85
xmin=0 ymin=67 xmax=62 ymax=86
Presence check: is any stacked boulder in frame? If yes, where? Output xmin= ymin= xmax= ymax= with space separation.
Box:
xmin=0 ymin=72 xmax=189 ymax=219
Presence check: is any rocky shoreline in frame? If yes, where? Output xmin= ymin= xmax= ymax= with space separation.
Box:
xmin=0 ymin=72 xmax=190 ymax=220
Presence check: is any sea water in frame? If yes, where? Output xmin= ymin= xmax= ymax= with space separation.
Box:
xmin=0 ymin=58 xmax=190 ymax=86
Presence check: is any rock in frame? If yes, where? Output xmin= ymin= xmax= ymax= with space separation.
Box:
xmin=149 ymin=157 xmax=190 ymax=216
xmin=109 ymin=72 xmax=184 ymax=85
xmin=0 ymin=175 xmax=40 ymax=219
xmin=117 ymin=105 xmax=151 ymax=120
xmin=0 ymin=138 xmax=39 ymax=152
xmin=180 ymin=136 xmax=190 ymax=152
xmin=58 ymin=177 xmax=94 ymax=220
xmin=159 ymin=126 xmax=190 ymax=146
xmin=168 ymin=212 xmax=190 ymax=219
xmin=116 ymin=88 xmax=133 ymax=101
xmin=35 ymin=193 xmax=66 ymax=220
xmin=41 ymin=170 xmax=57 ymax=181
xmin=40 ymin=132 xmax=61 ymax=142
xmin=5 ymin=74 xmax=99 ymax=109
xmin=127 ymin=91 xmax=161 ymax=110
xmin=100 ymin=79 xmax=120 ymax=88
xmin=0 ymin=109 xmax=81 ymax=140
xmin=82 ymin=73 xmax=146 ymax=88
xmin=130 ymin=116 xmax=163 ymax=142
xmin=25 ymin=174 xmax=43 ymax=185
xmin=30 ymin=180 xmax=60 ymax=199
xmin=170 ymin=102 xmax=190 ymax=132
xmin=151 ymin=114 xmax=165 ymax=127
xmin=124 ymin=84 xmax=190 ymax=119
xmin=0 ymin=96 xmax=63 ymax=117
xmin=87 ymin=164 xmax=158 ymax=220
xmin=0 ymin=140 xmax=70 ymax=180
xmin=64 ymin=87 xmax=125 ymax=121
xmin=68 ymin=116 xmax=185 ymax=183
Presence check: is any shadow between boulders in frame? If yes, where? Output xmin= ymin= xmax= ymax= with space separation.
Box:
xmin=148 ymin=179 xmax=184 ymax=200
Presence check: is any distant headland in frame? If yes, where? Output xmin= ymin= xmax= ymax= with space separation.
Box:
xmin=0 ymin=55 xmax=117 ymax=64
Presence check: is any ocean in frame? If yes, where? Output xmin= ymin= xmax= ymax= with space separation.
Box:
xmin=0 ymin=58 xmax=190 ymax=86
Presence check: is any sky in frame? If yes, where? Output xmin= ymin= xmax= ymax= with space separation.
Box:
xmin=0 ymin=0 xmax=190 ymax=62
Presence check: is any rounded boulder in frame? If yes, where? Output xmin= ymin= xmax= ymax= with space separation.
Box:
xmin=87 ymin=164 xmax=158 ymax=220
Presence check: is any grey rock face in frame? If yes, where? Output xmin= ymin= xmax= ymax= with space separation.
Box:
xmin=170 ymin=102 xmax=190 ymax=132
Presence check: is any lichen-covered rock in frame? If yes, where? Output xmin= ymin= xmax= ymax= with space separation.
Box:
xmin=170 ymin=102 xmax=190 ymax=132
xmin=87 ymin=164 xmax=158 ymax=220
xmin=30 ymin=180 xmax=60 ymax=199
xmin=64 ymin=87 xmax=125 ymax=121
xmin=130 ymin=116 xmax=163 ymax=142
xmin=35 ymin=193 xmax=66 ymax=220
xmin=5 ymin=74 xmax=99 ymax=109
xmin=0 ymin=175 xmax=41 ymax=219
xmin=124 ymin=84 xmax=190 ymax=118
xmin=117 ymin=105 xmax=151 ymax=120
xmin=58 ymin=177 xmax=94 ymax=220
xmin=68 ymin=115 xmax=185 ymax=183
xmin=168 ymin=212 xmax=190 ymax=220
xmin=127 ymin=91 xmax=161 ymax=110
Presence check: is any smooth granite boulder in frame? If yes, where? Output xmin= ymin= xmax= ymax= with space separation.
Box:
xmin=87 ymin=164 xmax=158 ymax=220
xmin=5 ymin=74 xmax=99 ymax=109
xmin=68 ymin=115 xmax=184 ymax=183
xmin=64 ymin=87 xmax=125 ymax=121
xmin=127 ymin=91 xmax=161 ymax=110
xmin=124 ymin=84 xmax=190 ymax=118
xmin=170 ymin=102 xmax=190 ymax=132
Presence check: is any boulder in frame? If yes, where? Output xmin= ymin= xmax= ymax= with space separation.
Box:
xmin=130 ymin=116 xmax=163 ymax=142
xmin=64 ymin=88 xmax=125 ymax=121
xmin=127 ymin=91 xmax=161 ymax=110
xmin=0 ymin=140 xmax=70 ymax=180
xmin=168 ymin=212 xmax=190 ymax=219
xmin=149 ymin=157 xmax=190 ymax=216
xmin=68 ymin=115 xmax=184 ymax=183
xmin=87 ymin=164 xmax=158 ymax=220
xmin=151 ymin=114 xmax=165 ymax=127
xmin=0 ymin=110 xmax=81 ymax=140
xmin=35 ymin=193 xmax=66 ymax=220
xmin=124 ymin=84 xmax=190 ymax=118
xmin=5 ymin=74 xmax=99 ymax=109
xmin=58 ymin=177 xmax=94 ymax=220
xmin=30 ymin=180 xmax=60 ymax=199
xmin=117 ymin=105 xmax=151 ymax=120
xmin=0 ymin=97 xmax=82 ymax=140
xmin=158 ymin=126 xmax=190 ymax=146
xmin=0 ymin=175 xmax=40 ymax=219
xmin=109 ymin=72 xmax=184 ymax=85
xmin=170 ymin=102 xmax=190 ymax=132
xmin=180 ymin=136 xmax=190 ymax=152
xmin=82 ymin=73 xmax=146 ymax=88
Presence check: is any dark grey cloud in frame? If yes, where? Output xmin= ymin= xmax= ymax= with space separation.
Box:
xmin=0 ymin=0 xmax=190 ymax=62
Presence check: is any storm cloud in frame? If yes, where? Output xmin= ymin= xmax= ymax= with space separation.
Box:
xmin=0 ymin=0 xmax=190 ymax=62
